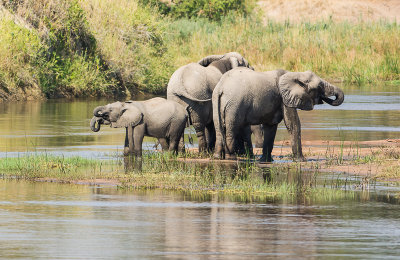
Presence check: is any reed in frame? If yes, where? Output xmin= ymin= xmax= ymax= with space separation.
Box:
xmin=168 ymin=15 xmax=400 ymax=87
xmin=0 ymin=152 xmax=359 ymax=200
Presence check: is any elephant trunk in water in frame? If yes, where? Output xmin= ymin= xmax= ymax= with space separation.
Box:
xmin=322 ymin=82 xmax=344 ymax=106
xmin=90 ymin=116 xmax=102 ymax=132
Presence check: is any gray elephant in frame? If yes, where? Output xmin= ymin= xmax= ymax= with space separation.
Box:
xmin=167 ymin=52 xmax=253 ymax=153
xmin=90 ymin=97 xmax=188 ymax=157
xmin=251 ymin=125 xmax=264 ymax=148
xmin=213 ymin=68 xmax=344 ymax=162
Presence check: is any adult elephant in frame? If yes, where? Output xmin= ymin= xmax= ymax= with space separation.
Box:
xmin=167 ymin=52 xmax=253 ymax=153
xmin=213 ymin=68 xmax=344 ymax=162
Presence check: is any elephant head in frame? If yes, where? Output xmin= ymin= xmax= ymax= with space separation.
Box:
xmin=92 ymin=101 xmax=143 ymax=129
xmin=278 ymin=71 xmax=344 ymax=111
xmin=198 ymin=52 xmax=253 ymax=72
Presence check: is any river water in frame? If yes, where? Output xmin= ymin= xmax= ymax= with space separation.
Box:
xmin=0 ymin=87 xmax=399 ymax=159
xmin=0 ymin=87 xmax=400 ymax=258
xmin=1 ymin=179 xmax=400 ymax=259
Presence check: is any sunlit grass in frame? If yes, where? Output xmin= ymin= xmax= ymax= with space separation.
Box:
xmin=167 ymin=16 xmax=400 ymax=87
xmin=1 ymin=1 xmax=399 ymax=100
xmin=0 ymin=152 xmax=360 ymax=201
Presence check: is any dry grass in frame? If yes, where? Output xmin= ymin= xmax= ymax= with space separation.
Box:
xmin=169 ymin=16 xmax=400 ymax=85
xmin=257 ymin=0 xmax=400 ymax=23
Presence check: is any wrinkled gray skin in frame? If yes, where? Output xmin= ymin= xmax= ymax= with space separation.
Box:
xmin=251 ymin=125 xmax=264 ymax=148
xmin=90 ymin=97 xmax=188 ymax=157
xmin=213 ymin=68 xmax=344 ymax=162
xmin=233 ymin=125 xmax=263 ymax=155
xmin=167 ymin=52 xmax=253 ymax=153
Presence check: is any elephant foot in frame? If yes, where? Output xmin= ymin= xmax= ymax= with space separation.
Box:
xmin=123 ymin=147 xmax=130 ymax=156
xmin=293 ymin=155 xmax=306 ymax=162
xmin=213 ymin=152 xmax=224 ymax=160
xmin=259 ymin=155 xmax=273 ymax=163
xmin=225 ymin=154 xmax=237 ymax=161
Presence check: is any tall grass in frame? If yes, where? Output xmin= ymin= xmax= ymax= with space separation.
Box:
xmin=167 ymin=15 xmax=400 ymax=86
xmin=0 ymin=10 xmax=42 ymax=99
xmin=0 ymin=0 xmax=399 ymax=101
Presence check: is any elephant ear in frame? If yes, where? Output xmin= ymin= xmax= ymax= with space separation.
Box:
xmin=229 ymin=56 xmax=239 ymax=69
xmin=112 ymin=105 xmax=143 ymax=128
xmin=279 ymin=71 xmax=314 ymax=111
xmin=198 ymin=55 xmax=224 ymax=66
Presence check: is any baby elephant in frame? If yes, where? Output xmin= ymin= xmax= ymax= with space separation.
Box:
xmin=90 ymin=97 xmax=188 ymax=157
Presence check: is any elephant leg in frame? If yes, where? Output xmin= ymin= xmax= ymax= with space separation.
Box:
xmin=124 ymin=126 xmax=134 ymax=155
xmin=224 ymin=124 xmax=238 ymax=160
xmin=213 ymin=127 xmax=224 ymax=159
xmin=178 ymin=135 xmax=185 ymax=153
xmin=124 ymin=127 xmax=129 ymax=155
xmin=205 ymin=122 xmax=216 ymax=152
xmin=260 ymin=124 xmax=278 ymax=162
xmin=170 ymin=123 xmax=186 ymax=154
xmin=187 ymin=105 xmax=208 ymax=153
xmin=251 ymin=125 xmax=264 ymax=148
xmin=194 ymin=126 xmax=207 ymax=153
xmin=283 ymin=106 xmax=305 ymax=161
xmin=241 ymin=125 xmax=254 ymax=157
xmin=158 ymin=138 xmax=169 ymax=151
xmin=133 ymin=125 xmax=145 ymax=157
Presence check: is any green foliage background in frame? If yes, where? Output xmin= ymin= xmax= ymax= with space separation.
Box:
xmin=0 ymin=0 xmax=399 ymax=101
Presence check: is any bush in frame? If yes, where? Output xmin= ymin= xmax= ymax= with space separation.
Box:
xmin=0 ymin=12 xmax=41 ymax=96
xmin=140 ymin=0 xmax=253 ymax=20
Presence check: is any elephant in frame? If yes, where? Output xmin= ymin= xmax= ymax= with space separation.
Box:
xmin=251 ymin=125 xmax=264 ymax=148
xmin=167 ymin=52 xmax=253 ymax=153
xmin=90 ymin=97 xmax=188 ymax=157
xmin=231 ymin=124 xmax=263 ymax=155
xmin=212 ymin=68 xmax=344 ymax=162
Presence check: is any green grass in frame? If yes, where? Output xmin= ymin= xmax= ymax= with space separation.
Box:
xmin=167 ymin=16 xmax=400 ymax=87
xmin=0 ymin=1 xmax=399 ymax=100
xmin=0 ymin=152 xmax=359 ymax=200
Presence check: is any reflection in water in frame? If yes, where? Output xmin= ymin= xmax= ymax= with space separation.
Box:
xmin=0 ymin=180 xmax=399 ymax=258
xmin=123 ymin=155 xmax=142 ymax=173
xmin=0 ymin=88 xmax=399 ymax=159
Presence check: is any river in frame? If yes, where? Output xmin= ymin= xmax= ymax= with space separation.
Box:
xmin=0 ymin=87 xmax=399 ymax=159
xmin=0 ymin=86 xmax=399 ymax=258
xmin=1 ymin=179 xmax=400 ymax=259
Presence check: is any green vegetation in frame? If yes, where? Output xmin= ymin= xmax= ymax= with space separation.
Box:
xmin=0 ymin=152 xmax=359 ymax=200
xmin=0 ymin=0 xmax=399 ymax=101
xmin=140 ymin=0 xmax=253 ymax=20
xmin=0 ymin=154 xmax=117 ymax=179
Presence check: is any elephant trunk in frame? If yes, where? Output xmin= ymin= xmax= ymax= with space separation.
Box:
xmin=93 ymin=106 xmax=105 ymax=117
xmin=90 ymin=116 xmax=102 ymax=132
xmin=198 ymin=55 xmax=224 ymax=67
xmin=322 ymin=82 xmax=344 ymax=106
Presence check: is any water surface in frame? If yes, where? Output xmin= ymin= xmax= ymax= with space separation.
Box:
xmin=0 ymin=87 xmax=399 ymax=159
xmin=0 ymin=179 xmax=399 ymax=259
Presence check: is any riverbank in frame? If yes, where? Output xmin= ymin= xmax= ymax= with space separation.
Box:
xmin=1 ymin=139 xmax=398 ymax=198
xmin=1 ymin=0 xmax=399 ymax=102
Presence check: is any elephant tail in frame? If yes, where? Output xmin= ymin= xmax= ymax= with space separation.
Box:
xmin=216 ymin=91 xmax=227 ymax=154
xmin=185 ymin=106 xmax=194 ymax=145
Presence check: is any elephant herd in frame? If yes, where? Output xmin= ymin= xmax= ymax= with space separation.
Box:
xmin=90 ymin=52 xmax=344 ymax=162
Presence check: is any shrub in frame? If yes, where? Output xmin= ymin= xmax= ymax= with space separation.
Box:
xmin=140 ymin=0 xmax=253 ymax=21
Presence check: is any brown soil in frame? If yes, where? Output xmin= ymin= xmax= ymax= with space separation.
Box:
xmin=181 ymin=139 xmax=400 ymax=180
xmin=36 ymin=177 xmax=121 ymax=186
xmin=257 ymin=0 xmax=400 ymax=23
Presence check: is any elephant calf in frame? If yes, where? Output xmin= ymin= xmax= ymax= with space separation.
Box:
xmin=213 ymin=68 xmax=344 ymax=162
xmin=90 ymin=97 xmax=188 ymax=157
